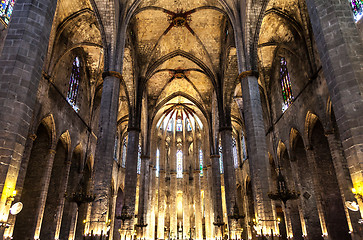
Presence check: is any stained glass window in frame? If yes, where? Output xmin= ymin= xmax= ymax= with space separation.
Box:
xmin=156 ymin=148 xmax=160 ymax=178
xmin=113 ymin=135 xmax=119 ymax=161
xmin=67 ymin=56 xmax=81 ymax=112
xmin=241 ymin=132 xmax=247 ymax=161
xmin=0 ymin=0 xmax=15 ymax=25
xmin=167 ymin=119 xmax=173 ymax=132
xmin=177 ymin=150 xmax=183 ymax=178
xmin=232 ymin=137 xmax=238 ymax=168
xmin=350 ymin=0 xmax=363 ymax=22
xmin=137 ymin=144 xmax=141 ymax=174
xmin=121 ymin=137 xmax=127 ymax=168
xmin=176 ymin=118 xmax=183 ymax=132
xmin=280 ymin=57 xmax=293 ymax=112
xmin=187 ymin=119 xmax=192 ymax=131
xmin=219 ymin=144 xmax=224 ymax=174
xmin=199 ymin=149 xmax=203 ymax=176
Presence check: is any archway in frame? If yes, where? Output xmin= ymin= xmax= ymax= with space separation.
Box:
xmin=39 ymin=138 xmax=68 ymax=239
xmin=74 ymin=162 xmax=92 ymax=239
xmin=280 ymin=150 xmax=303 ymax=240
xmin=311 ymin=120 xmax=351 ymax=239
xmin=293 ymin=134 xmax=323 ymax=239
xmin=13 ymin=124 xmax=51 ymax=239
xmin=60 ymin=148 xmax=82 ymax=239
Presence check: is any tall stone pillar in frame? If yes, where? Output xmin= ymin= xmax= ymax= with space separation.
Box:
xmin=203 ymin=165 xmax=214 ymax=240
xmin=0 ymin=0 xmax=58 ymax=212
xmin=137 ymin=155 xmax=150 ymax=239
xmin=170 ymin=141 xmax=177 ymax=239
xmin=123 ymin=129 xmax=141 ymax=236
xmin=304 ymin=0 xmax=363 ymax=212
xmin=88 ymin=73 xmax=121 ymax=238
xmin=240 ymin=73 xmax=274 ymax=234
xmin=183 ymin=175 xmax=191 ymax=240
xmin=220 ymin=127 xmax=238 ymax=235
xmin=193 ymin=171 xmax=203 ymax=240
xmin=157 ymin=170 xmax=166 ymax=240
xmin=210 ymin=155 xmax=224 ymax=237
xmin=147 ymin=167 xmax=156 ymax=240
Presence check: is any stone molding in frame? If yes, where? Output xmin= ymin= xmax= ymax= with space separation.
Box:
xmin=237 ymin=70 xmax=259 ymax=80
xmin=49 ymin=149 xmax=57 ymax=155
xmin=210 ymin=154 xmax=220 ymax=158
xmin=102 ymin=71 xmax=123 ymax=80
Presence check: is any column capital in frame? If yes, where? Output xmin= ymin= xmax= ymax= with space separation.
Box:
xmin=102 ymin=71 xmax=123 ymax=80
xmin=141 ymin=155 xmax=150 ymax=160
xmin=237 ymin=70 xmax=259 ymax=80
xmin=210 ymin=154 xmax=220 ymax=159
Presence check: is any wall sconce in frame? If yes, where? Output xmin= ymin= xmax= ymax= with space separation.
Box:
xmin=6 ymin=190 xmax=16 ymax=205
xmin=352 ymin=188 xmax=363 ymax=201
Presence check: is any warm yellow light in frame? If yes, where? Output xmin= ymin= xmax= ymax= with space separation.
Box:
xmin=83 ymin=220 xmax=87 ymax=224
xmin=12 ymin=190 xmax=17 ymax=196
xmin=352 ymin=188 xmax=357 ymax=194
xmin=277 ymin=218 xmax=281 ymax=222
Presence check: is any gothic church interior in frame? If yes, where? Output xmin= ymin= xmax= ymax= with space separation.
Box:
xmin=0 ymin=0 xmax=363 ymax=240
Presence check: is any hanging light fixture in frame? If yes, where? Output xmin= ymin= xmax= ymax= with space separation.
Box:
xmin=268 ymin=167 xmax=300 ymax=205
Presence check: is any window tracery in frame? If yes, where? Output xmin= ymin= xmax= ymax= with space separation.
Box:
xmin=350 ymin=0 xmax=363 ymax=22
xmin=280 ymin=57 xmax=294 ymax=112
xmin=177 ymin=150 xmax=183 ymax=178
xmin=232 ymin=137 xmax=238 ymax=168
xmin=137 ymin=144 xmax=141 ymax=174
xmin=67 ymin=56 xmax=81 ymax=112
xmin=199 ymin=149 xmax=203 ymax=176
xmin=156 ymin=148 xmax=160 ymax=178
xmin=176 ymin=118 xmax=183 ymax=132
xmin=0 ymin=0 xmax=15 ymax=25
xmin=121 ymin=137 xmax=127 ymax=168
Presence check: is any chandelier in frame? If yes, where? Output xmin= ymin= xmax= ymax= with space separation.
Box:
xmin=268 ymin=168 xmax=300 ymax=205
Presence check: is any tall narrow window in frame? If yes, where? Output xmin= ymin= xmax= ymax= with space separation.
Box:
xmin=199 ymin=149 xmax=203 ymax=176
xmin=177 ymin=150 xmax=183 ymax=178
xmin=219 ymin=144 xmax=224 ymax=174
xmin=121 ymin=137 xmax=127 ymax=168
xmin=167 ymin=119 xmax=173 ymax=132
xmin=232 ymin=137 xmax=238 ymax=168
xmin=350 ymin=0 xmax=363 ymax=22
xmin=280 ymin=57 xmax=294 ymax=112
xmin=187 ymin=119 xmax=192 ymax=131
xmin=0 ymin=0 xmax=15 ymax=25
xmin=113 ymin=135 xmax=119 ymax=161
xmin=241 ymin=132 xmax=247 ymax=161
xmin=176 ymin=118 xmax=183 ymax=132
xmin=137 ymin=144 xmax=142 ymax=174
xmin=67 ymin=56 xmax=81 ymax=112
xmin=156 ymin=148 xmax=160 ymax=178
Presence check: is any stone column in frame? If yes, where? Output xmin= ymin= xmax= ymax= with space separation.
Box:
xmin=137 ymin=155 xmax=150 ymax=239
xmin=210 ymin=155 xmax=224 ymax=237
xmin=147 ymin=167 xmax=156 ymax=240
xmin=325 ymin=132 xmax=363 ymax=238
xmin=170 ymin=140 xmax=177 ymax=239
xmin=182 ymin=174 xmax=191 ymax=240
xmin=193 ymin=170 xmax=203 ymax=240
xmin=123 ymin=129 xmax=141 ymax=235
xmin=88 ymin=73 xmax=121 ymax=238
xmin=220 ymin=127 xmax=238 ymax=235
xmin=240 ymin=73 xmax=274 ymax=235
xmin=305 ymin=0 xmax=363 ymax=212
xmin=203 ymin=165 xmax=214 ymax=240
xmin=0 ymin=0 xmax=57 ymax=210
xmin=158 ymin=170 xmax=166 ymax=239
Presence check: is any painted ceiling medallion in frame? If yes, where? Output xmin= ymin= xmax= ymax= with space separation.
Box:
xmin=168 ymin=9 xmax=192 ymax=27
